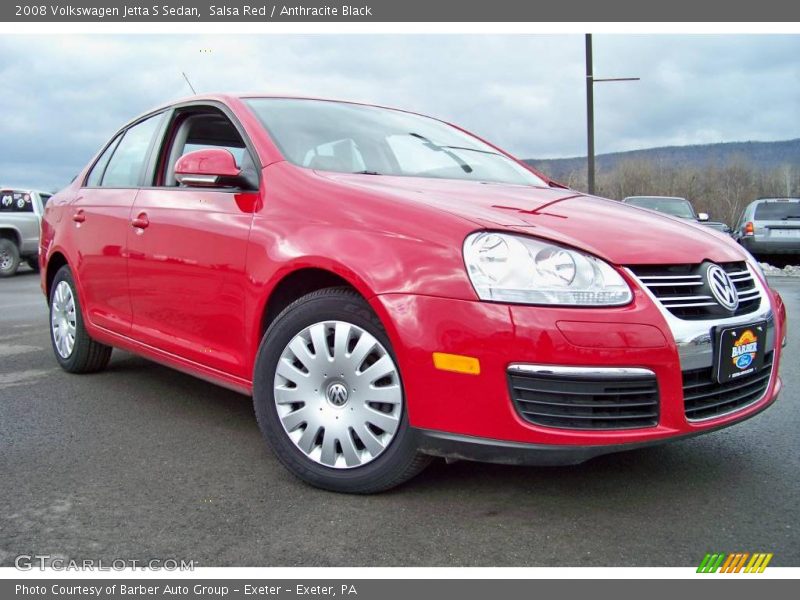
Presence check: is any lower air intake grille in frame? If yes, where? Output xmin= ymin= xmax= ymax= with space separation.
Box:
xmin=682 ymin=351 xmax=773 ymax=421
xmin=508 ymin=367 xmax=659 ymax=430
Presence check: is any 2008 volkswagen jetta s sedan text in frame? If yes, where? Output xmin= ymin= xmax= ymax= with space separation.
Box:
xmin=40 ymin=95 xmax=787 ymax=493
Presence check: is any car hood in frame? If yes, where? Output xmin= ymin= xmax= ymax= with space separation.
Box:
xmin=319 ymin=173 xmax=746 ymax=265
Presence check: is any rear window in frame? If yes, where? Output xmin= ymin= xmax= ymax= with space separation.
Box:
xmin=754 ymin=201 xmax=800 ymax=220
xmin=0 ymin=191 xmax=34 ymax=213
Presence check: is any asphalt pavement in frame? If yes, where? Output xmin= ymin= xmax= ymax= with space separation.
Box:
xmin=1 ymin=268 xmax=798 ymax=567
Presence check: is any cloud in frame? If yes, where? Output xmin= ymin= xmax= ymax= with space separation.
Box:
xmin=0 ymin=34 xmax=798 ymax=190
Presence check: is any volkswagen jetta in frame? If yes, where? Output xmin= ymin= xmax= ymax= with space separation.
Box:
xmin=40 ymin=95 xmax=786 ymax=492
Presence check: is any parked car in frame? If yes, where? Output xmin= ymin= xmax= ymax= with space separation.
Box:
xmin=622 ymin=195 xmax=731 ymax=233
xmin=40 ymin=95 xmax=786 ymax=493
xmin=733 ymin=197 xmax=800 ymax=258
xmin=0 ymin=188 xmax=52 ymax=277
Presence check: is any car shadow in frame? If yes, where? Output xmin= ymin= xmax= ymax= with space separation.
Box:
xmin=102 ymin=351 xmax=257 ymax=423
xmin=97 ymin=349 xmax=772 ymax=506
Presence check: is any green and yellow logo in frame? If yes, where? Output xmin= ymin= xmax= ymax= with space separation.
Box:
xmin=697 ymin=553 xmax=773 ymax=573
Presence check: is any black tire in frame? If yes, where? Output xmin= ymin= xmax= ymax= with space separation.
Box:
xmin=0 ymin=238 xmax=20 ymax=278
xmin=253 ymin=287 xmax=431 ymax=494
xmin=26 ymin=256 xmax=41 ymax=273
xmin=49 ymin=266 xmax=112 ymax=373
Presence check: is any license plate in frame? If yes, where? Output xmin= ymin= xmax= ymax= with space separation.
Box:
xmin=715 ymin=322 xmax=767 ymax=383
xmin=771 ymin=228 xmax=800 ymax=238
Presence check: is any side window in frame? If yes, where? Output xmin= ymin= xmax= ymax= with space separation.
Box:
xmin=161 ymin=110 xmax=253 ymax=187
xmin=0 ymin=191 xmax=34 ymax=213
xmin=40 ymin=193 xmax=52 ymax=205
xmin=101 ymin=114 xmax=163 ymax=188
xmin=0 ymin=191 xmax=15 ymax=211
xmin=736 ymin=208 xmax=748 ymax=229
xmin=85 ymin=134 xmax=122 ymax=187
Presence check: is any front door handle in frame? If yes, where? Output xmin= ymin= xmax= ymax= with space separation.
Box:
xmin=72 ymin=210 xmax=85 ymax=223
xmin=131 ymin=213 xmax=149 ymax=230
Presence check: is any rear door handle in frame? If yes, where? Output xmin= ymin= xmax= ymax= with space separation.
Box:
xmin=72 ymin=210 xmax=85 ymax=223
xmin=131 ymin=213 xmax=149 ymax=230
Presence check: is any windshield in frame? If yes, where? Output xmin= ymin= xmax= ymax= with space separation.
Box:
xmin=625 ymin=197 xmax=696 ymax=219
xmin=754 ymin=200 xmax=800 ymax=220
xmin=245 ymin=98 xmax=547 ymax=187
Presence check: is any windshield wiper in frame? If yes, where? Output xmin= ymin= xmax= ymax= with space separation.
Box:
xmin=352 ymin=170 xmax=382 ymax=175
xmin=436 ymin=145 xmax=503 ymax=157
xmin=780 ymin=215 xmax=800 ymax=219
xmin=409 ymin=133 xmax=473 ymax=173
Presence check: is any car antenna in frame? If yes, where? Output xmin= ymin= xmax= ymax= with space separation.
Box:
xmin=182 ymin=72 xmax=197 ymax=94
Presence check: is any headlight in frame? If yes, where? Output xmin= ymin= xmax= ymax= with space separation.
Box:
xmin=463 ymin=232 xmax=632 ymax=306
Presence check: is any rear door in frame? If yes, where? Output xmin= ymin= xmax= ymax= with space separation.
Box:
xmin=127 ymin=106 xmax=260 ymax=378
xmin=73 ymin=112 xmax=164 ymax=334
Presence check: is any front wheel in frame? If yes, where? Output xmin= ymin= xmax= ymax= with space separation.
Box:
xmin=49 ymin=266 xmax=113 ymax=373
xmin=253 ymin=287 xmax=431 ymax=493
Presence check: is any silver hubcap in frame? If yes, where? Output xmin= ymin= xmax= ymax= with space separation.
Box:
xmin=0 ymin=250 xmax=11 ymax=270
xmin=274 ymin=320 xmax=403 ymax=469
xmin=51 ymin=281 xmax=77 ymax=358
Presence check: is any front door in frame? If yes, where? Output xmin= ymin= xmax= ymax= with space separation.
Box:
xmin=127 ymin=108 xmax=259 ymax=378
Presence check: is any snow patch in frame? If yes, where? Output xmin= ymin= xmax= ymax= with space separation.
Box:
xmin=760 ymin=262 xmax=800 ymax=277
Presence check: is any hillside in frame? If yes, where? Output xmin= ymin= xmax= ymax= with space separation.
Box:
xmin=525 ymin=138 xmax=800 ymax=181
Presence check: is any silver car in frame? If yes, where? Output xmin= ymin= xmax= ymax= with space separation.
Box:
xmin=734 ymin=197 xmax=800 ymax=258
xmin=0 ymin=188 xmax=52 ymax=277
xmin=622 ymin=195 xmax=731 ymax=234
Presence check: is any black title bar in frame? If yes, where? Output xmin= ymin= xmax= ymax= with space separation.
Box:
xmin=4 ymin=0 xmax=800 ymax=22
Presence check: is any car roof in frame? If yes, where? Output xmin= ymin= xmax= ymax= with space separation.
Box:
xmin=103 ymin=93 xmax=554 ymax=186
xmin=129 ymin=93 xmax=451 ymax=130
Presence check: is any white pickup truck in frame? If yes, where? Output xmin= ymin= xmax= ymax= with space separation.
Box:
xmin=0 ymin=189 xmax=53 ymax=277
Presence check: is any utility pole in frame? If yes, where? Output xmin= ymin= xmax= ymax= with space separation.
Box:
xmin=585 ymin=35 xmax=595 ymax=195
xmin=585 ymin=34 xmax=640 ymax=195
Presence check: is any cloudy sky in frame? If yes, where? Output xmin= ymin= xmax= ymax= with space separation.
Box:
xmin=1 ymin=34 xmax=798 ymax=190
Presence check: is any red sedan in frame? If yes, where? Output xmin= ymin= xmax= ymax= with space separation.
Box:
xmin=40 ymin=95 xmax=786 ymax=492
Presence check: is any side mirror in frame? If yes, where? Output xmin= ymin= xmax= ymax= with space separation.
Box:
xmin=697 ymin=212 xmax=709 ymax=221
xmin=175 ymin=149 xmax=244 ymax=188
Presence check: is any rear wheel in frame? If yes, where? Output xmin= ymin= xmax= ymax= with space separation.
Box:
xmin=49 ymin=266 xmax=112 ymax=373
xmin=253 ymin=287 xmax=431 ymax=493
xmin=0 ymin=239 xmax=20 ymax=278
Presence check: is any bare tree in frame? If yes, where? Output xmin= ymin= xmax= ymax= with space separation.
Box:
xmin=561 ymin=158 xmax=799 ymax=226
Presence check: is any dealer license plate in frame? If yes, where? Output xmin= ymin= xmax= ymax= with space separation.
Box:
xmin=715 ymin=321 xmax=766 ymax=383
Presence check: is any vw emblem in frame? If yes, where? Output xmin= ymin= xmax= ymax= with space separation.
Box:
xmin=326 ymin=382 xmax=349 ymax=407
xmin=706 ymin=264 xmax=739 ymax=311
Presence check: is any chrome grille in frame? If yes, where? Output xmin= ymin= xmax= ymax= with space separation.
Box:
xmin=629 ymin=262 xmax=762 ymax=320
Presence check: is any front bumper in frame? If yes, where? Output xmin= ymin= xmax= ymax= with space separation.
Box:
xmin=740 ymin=236 xmax=800 ymax=255
xmin=414 ymin=382 xmax=780 ymax=465
xmin=370 ymin=273 xmax=784 ymax=455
